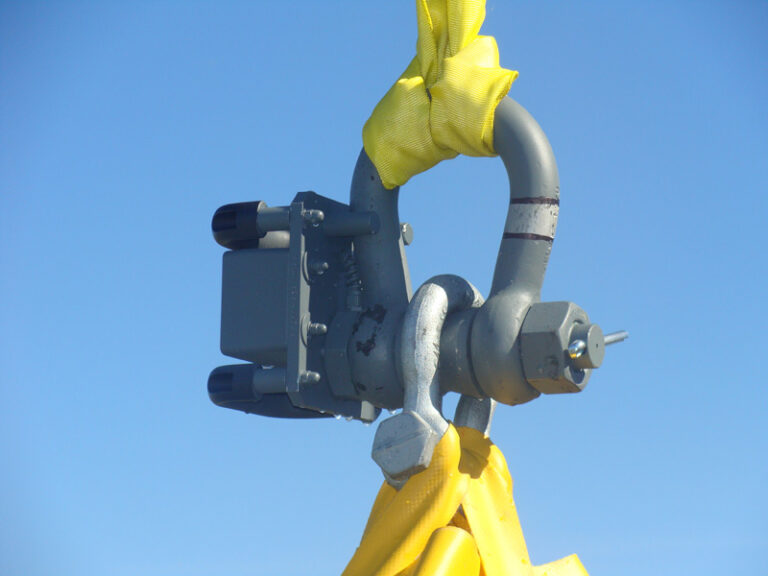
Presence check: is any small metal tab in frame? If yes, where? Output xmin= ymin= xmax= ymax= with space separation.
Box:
xmin=400 ymin=222 xmax=414 ymax=246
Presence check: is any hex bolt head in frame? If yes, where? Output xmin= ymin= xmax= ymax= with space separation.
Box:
xmin=371 ymin=411 xmax=441 ymax=486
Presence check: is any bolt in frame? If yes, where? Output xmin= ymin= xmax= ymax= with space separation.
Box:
xmin=298 ymin=371 xmax=321 ymax=385
xmin=372 ymin=411 xmax=441 ymax=487
xmin=310 ymin=260 xmax=329 ymax=275
xmin=308 ymin=322 xmax=328 ymax=336
xmin=303 ymin=209 xmax=324 ymax=227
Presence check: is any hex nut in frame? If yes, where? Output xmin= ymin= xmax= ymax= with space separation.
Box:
xmin=371 ymin=411 xmax=441 ymax=485
xmin=519 ymin=301 xmax=591 ymax=394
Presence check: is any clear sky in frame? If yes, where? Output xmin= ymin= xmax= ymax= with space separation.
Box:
xmin=1 ymin=1 xmax=766 ymax=575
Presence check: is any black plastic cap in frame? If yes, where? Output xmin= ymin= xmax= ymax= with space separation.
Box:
xmin=212 ymin=201 xmax=266 ymax=250
xmin=207 ymin=365 xmax=331 ymax=419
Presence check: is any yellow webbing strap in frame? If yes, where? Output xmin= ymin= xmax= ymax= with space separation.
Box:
xmin=362 ymin=0 xmax=518 ymax=190
xmin=343 ymin=426 xmax=469 ymax=576
xmin=342 ymin=426 xmax=589 ymax=576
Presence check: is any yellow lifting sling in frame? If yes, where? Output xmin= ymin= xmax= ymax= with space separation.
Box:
xmin=363 ymin=0 xmax=517 ymax=189
xmin=344 ymin=2 xmax=590 ymax=574
xmin=343 ymin=426 xmax=588 ymax=576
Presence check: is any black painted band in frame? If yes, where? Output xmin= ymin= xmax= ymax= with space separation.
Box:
xmin=509 ymin=197 xmax=559 ymax=205
xmin=502 ymin=232 xmax=554 ymax=241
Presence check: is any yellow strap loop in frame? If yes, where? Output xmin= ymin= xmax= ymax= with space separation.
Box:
xmin=362 ymin=0 xmax=518 ymax=189
xmin=343 ymin=427 xmax=468 ymax=576
xmin=342 ymin=425 xmax=589 ymax=576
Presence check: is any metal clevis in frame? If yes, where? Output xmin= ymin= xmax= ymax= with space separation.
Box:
xmin=208 ymin=97 xmax=627 ymax=486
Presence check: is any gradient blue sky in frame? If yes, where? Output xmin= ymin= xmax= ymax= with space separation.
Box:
xmin=1 ymin=2 xmax=766 ymax=575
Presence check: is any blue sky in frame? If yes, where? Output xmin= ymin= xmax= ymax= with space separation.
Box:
xmin=1 ymin=1 xmax=766 ymax=575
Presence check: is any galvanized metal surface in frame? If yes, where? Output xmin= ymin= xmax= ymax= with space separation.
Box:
xmin=372 ymin=275 xmax=483 ymax=484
